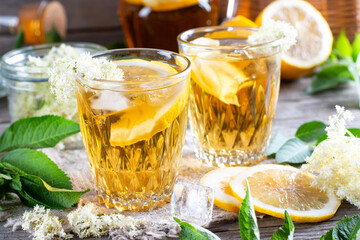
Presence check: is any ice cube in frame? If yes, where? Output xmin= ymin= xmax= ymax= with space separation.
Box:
xmin=170 ymin=181 xmax=214 ymax=226
xmin=89 ymin=90 xmax=129 ymax=112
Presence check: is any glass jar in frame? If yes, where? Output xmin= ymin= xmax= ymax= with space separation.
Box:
xmin=118 ymin=0 xmax=240 ymax=52
xmin=1 ymin=42 xmax=106 ymax=149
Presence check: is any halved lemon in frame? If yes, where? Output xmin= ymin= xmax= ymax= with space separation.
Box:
xmin=255 ymin=0 xmax=333 ymax=80
xmin=109 ymin=59 xmax=188 ymax=147
xmin=200 ymin=167 xmax=247 ymax=213
xmin=221 ymin=15 xmax=257 ymax=27
xmin=229 ymin=164 xmax=341 ymax=222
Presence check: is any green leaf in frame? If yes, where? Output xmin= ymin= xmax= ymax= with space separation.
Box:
xmin=275 ymin=138 xmax=311 ymax=164
xmin=316 ymin=128 xmax=360 ymax=145
xmin=14 ymin=29 xmax=24 ymax=49
xmin=316 ymin=133 xmax=328 ymax=145
xmin=322 ymin=214 xmax=360 ymax=240
xmin=45 ymin=25 xmax=63 ymax=43
xmin=335 ymin=29 xmax=353 ymax=59
xmin=17 ymin=175 xmax=88 ymax=209
xmin=239 ymin=181 xmax=260 ymax=240
xmin=352 ymin=33 xmax=360 ymax=62
xmin=270 ymin=211 xmax=294 ymax=240
xmin=0 ymin=115 xmax=80 ymax=153
xmin=295 ymin=121 xmax=326 ymax=142
xmin=307 ymin=62 xmax=353 ymax=94
xmin=347 ymin=128 xmax=360 ymax=137
xmin=2 ymin=149 xmax=72 ymax=189
xmin=174 ymin=217 xmax=220 ymax=240
xmin=267 ymin=132 xmax=289 ymax=157
xmin=9 ymin=174 xmax=22 ymax=191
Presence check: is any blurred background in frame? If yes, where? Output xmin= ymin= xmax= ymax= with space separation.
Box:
xmin=0 ymin=0 xmax=124 ymax=55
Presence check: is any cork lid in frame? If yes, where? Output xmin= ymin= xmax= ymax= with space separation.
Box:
xmin=40 ymin=1 xmax=67 ymax=39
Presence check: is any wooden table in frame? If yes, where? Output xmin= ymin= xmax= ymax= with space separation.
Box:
xmin=0 ymin=78 xmax=359 ymax=239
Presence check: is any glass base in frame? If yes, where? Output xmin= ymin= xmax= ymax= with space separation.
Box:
xmin=96 ymin=186 xmax=171 ymax=212
xmin=195 ymin=147 xmax=266 ymax=167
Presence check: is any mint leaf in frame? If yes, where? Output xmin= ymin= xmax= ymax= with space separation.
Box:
xmin=45 ymin=25 xmax=62 ymax=43
xmin=352 ymin=33 xmax=360 ymax=62
xmin=322 ymin=214 xmax=360 ymax=240
xmin=10 ymin=174 xmax=22 ymax=191
xmin=174 ymin=217 xmax=220 ymax=240
xmin=295 ymin=121 xmax=326 ymax=142
xmin=2 ymin=149 xmax=72 ymax=189
xmin=335 ymin=29 xmax=352 ymax=59
xmin=307 ymin=62 xmax=353 ymax=94
xmin=267 ymin=132 xmax=289 ymax=157
xmin=316 ymin=133 xmax=328 ymax=145
xmin=17 ymin=174 xmax=88 ymax=209
xmin=14 ymin=28 xmax=24 ymax=49
xmin=0 ymin=115 xmax=80 ymax=152
xmin=275 ymin=138 xmax=311 ymax=164
xmin=239 ymin=181 xmax=260 ymax=240
xmin=316 ymin=128 xmax=360 ymax=145
xmin=270 ymin=210 xmax=294 ymax=240
xmin=347 ymin=128 xmax=360 ymax=137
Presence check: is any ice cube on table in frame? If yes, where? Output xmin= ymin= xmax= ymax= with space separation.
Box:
xmin=170 ymin=181 xmax=214 ymax=226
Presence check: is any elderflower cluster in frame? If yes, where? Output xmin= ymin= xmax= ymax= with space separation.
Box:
xmin=302 ymin=106 xmax=360 ymax=208
xmin=22 ymin=205 xmax=72 ymax=240
xmin=67 ymin=204 xmax=146 ymax=239
xmin=247 ymin=20 xmax=297 ymax=52
xmin=48 ymin=53 xmax=124 ymax=103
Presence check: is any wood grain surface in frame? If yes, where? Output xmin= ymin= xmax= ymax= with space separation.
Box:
xmin=0 ymin=78 xmax=359 ymax=239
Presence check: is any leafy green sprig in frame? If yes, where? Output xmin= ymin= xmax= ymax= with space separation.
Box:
xmin=0 ymin=115 xmax=88 ymax=210
xmin=174 ymin=183 xmax=360 ymax=240
xmin=307 ymin=30 xmax=360 ymax=96
xmin=267 ymin=120 xmax=360 ymax=165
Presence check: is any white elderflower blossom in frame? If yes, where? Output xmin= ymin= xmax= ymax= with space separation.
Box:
xmin=67 ymin=204 xmax=145 ymax=239
xmin=48 ymin=53 xmax=124 ymax=103
xmin=248 ymin=20 xmax=297 ymax=52
xmin=303 ymin=105 xmax=360 ymax=208
xmin=22 ymin=205 xmax=72 ymax=240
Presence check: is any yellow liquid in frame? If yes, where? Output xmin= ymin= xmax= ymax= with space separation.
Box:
xmin=188 ymin=53 xmax=280 ymax=166
xmin=76 ymin=62 xmax=189 ymax=211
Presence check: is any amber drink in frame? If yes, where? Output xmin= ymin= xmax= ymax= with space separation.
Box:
xmin=76 ymin=49 xmax=190 ymax=211
xmin=178 ymin=26 xmax=282 ymax=167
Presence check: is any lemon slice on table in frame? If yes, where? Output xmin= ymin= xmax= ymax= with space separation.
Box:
xmin=200 ymin=167 xmax=247 ymax=213
xmin=229 ymin=164 xmax=341 ymax=222
xmin=109 ymin=59 xmax=187 ymax=147
xmin=221 ymin=15 xmax=257 ymax=27
xmin=255 ymin=0 xmax=333 ymax=80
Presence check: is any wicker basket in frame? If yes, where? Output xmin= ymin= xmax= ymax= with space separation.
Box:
xmin=237 ymin=0 xmax=359 ymax=40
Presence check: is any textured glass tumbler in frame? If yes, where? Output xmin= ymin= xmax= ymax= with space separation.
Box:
xmin=178 ymin=26 xmax=282 ymax=167
xmin=76 ymin=49 xmax=191 ymax=211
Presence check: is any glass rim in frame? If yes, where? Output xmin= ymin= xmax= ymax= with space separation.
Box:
xmin=1 ymin=42 xmax=107 ymax=82
xmin=77 ymin=48 xmax=191 ymax=92
xmin=177 ymin=26 xmax=283 ymax=50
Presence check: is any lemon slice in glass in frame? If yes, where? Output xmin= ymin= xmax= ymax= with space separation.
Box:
xmin=109 ymin=59 xmax=187 ymax=147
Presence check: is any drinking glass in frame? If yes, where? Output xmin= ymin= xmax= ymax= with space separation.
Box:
xmin=76 ymin=48 xmax=191 ymax=211
xmin=178 ymin=26 xmax=282 ymax=167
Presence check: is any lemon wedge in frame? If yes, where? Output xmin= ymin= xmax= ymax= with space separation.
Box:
xmin=255 ymin=0 xmax=333 ymax=80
